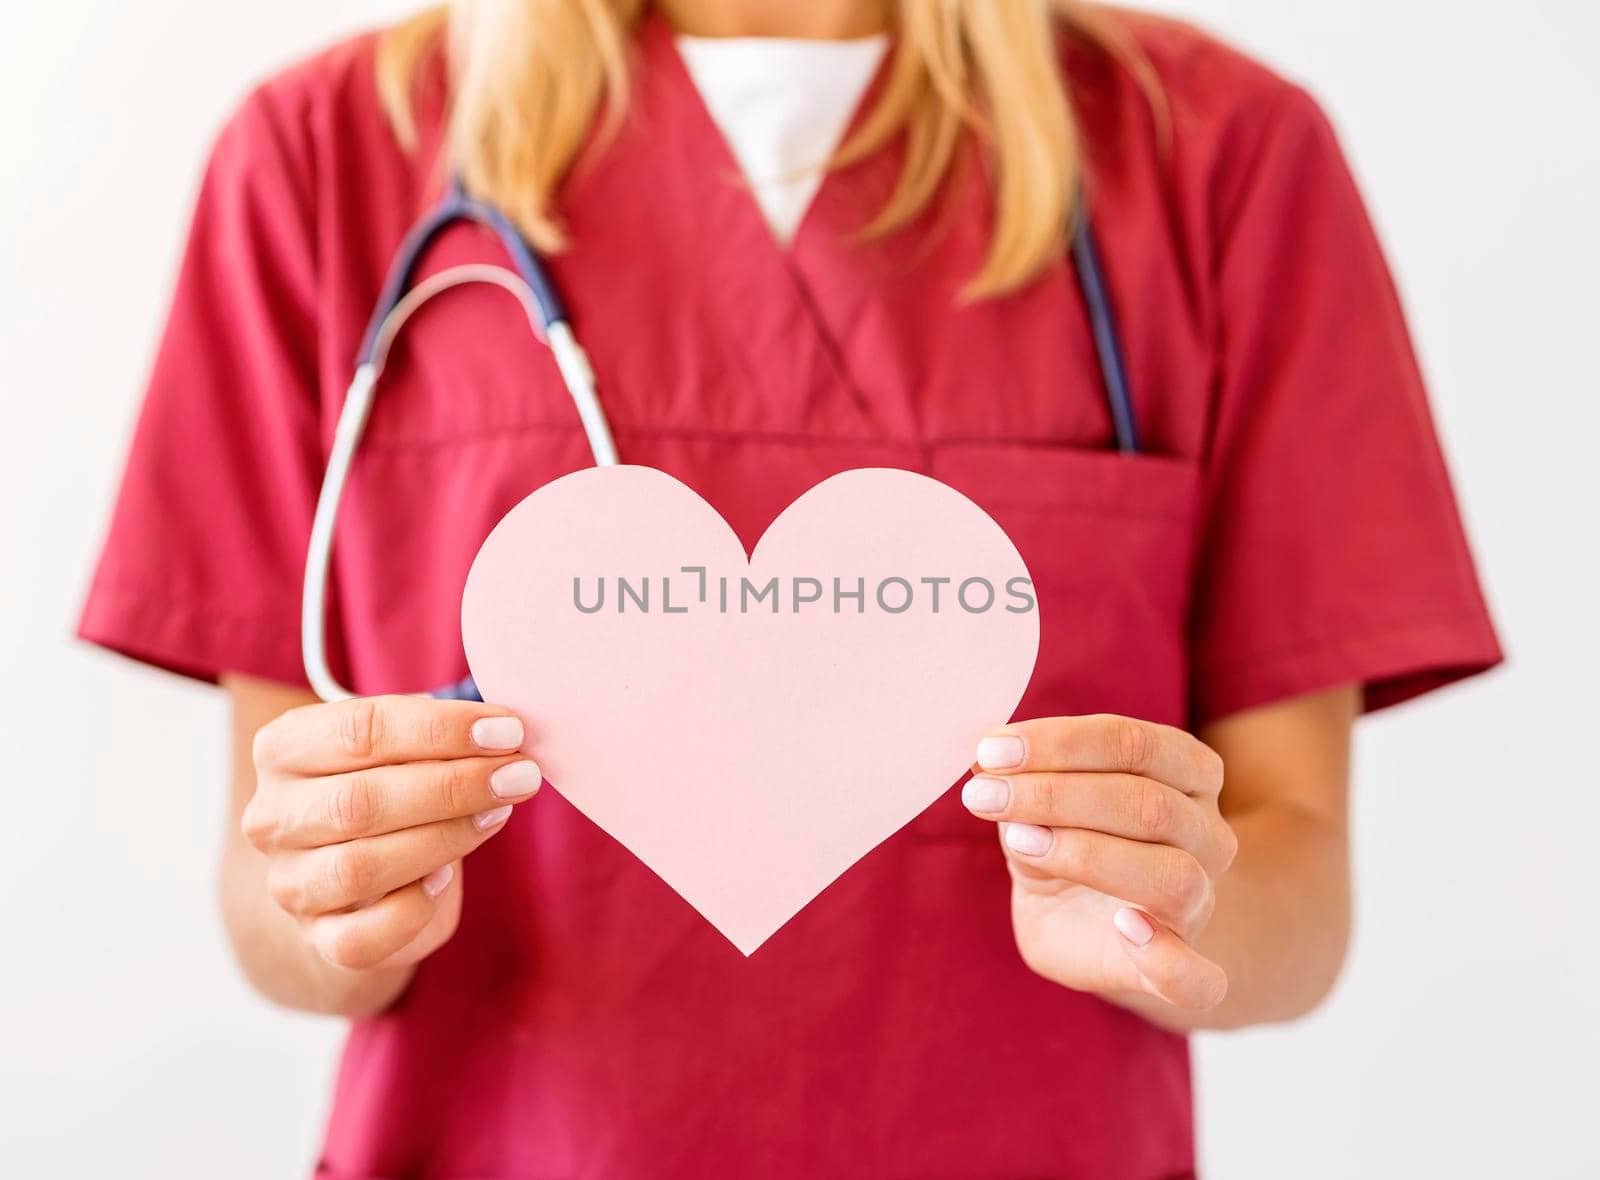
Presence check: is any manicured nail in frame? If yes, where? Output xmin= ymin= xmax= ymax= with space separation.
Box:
xmin=474 ymin=804 xmax=514 ymax=831
xmin=421 ymin=863 xmax=454 ymax=898
xmin=472 ymin=716 xmax=524 ymax=751
xmin=976 ymin=735 xmax=1025 ymax=770
xmin=489 ymin=760 xmax=542 ymax=799
xmin=1114 ymin=907 xmax=1155 ymax=947
xmin=1002 ymin=822 xmax=1052 ymax=857
xmin=962 ymin=775 xmax=1010 ymax=814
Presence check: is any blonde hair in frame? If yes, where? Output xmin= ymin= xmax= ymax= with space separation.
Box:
xmin=377 ymin=2 xmax=1153 ymax=299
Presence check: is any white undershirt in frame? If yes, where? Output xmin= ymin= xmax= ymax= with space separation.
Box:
xmin=676 ymin=33 xmax=889 ymax=244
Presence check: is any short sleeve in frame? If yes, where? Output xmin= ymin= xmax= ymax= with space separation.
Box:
xmin=76 ymin=85 xmax=322 ymax=686
xmin=1190 ymin=86 xmax=1502 ymax=723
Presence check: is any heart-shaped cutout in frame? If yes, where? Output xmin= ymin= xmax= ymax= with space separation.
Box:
xmin=462 ymin=466 xmax=1039 ymax=953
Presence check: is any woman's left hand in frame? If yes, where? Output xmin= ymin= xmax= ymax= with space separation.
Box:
xmin=964 ymin=715 xmax=1239 ymax=1012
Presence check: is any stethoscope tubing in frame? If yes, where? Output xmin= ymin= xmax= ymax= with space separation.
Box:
xmin=356 ymin=180 xmax=570 ymax=365
xmin=1070 ymin=216 xmax=1140 ymax=455
xmin=303 ymin=182 xmax=1140 ymax=703
xmin=305 ymin=185 xmax=618 ymax=701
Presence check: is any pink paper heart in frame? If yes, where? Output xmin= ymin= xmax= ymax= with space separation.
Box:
xmin=462 ymin=466 xmax=1039 ymax=954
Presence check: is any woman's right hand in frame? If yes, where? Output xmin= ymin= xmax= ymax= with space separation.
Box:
xmin=241 ymin=694 xmax=541 ymax=977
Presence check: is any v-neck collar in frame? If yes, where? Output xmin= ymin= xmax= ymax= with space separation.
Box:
xmin=631 ymin=12 xmax=901 ymax=431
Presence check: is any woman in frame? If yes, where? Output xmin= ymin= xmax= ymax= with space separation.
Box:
xmin=80 ymin=0 xmax=1501 ymax=1175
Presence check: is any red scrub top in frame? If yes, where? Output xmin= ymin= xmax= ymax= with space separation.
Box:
xmin=81 ymin=12 xmax=1501 ymax=1179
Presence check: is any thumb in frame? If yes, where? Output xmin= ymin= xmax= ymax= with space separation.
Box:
xmin=1113 ymin=907 xmax=1229 ymax=1011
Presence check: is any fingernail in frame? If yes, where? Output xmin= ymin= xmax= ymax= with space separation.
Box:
xmin=489 ymin=760 xmax=542 ymax=799
xmin=1002 ymin=822 xmax=1052 ymax=857
xmin=472 ymin=716 xmax=524 ymax=751
xmin=1114 ymin=907 xmax=1155 ymax=947
xmin=962 ymin=775 xmax=1010 ymax=813
xmin=474 ymin=804 xmax=514 ymax=831
xmin=976 ymin=735 xmax=1025 ymax=770
xmin=421 ymin=863 xmax=454 ymax=898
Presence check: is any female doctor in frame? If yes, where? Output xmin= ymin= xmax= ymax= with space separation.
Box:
xmin=81 ymin=0 xmax=1500 ymax=1176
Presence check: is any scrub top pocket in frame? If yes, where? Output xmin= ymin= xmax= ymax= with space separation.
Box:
xmin=906 ymin=442 xmax=1203 ymax=843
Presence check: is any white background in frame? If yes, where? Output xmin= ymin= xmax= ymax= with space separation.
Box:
xmin=1 ymin=2 xmax=1595 ymax=1176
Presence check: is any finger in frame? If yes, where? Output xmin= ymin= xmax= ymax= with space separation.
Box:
xmin=254 ymin=695 xmax=527 ymax=777
xmin=1111 ymin=907 xmax=1229 ymax=1011
xmin=270 ymin=808 xmax=513 ymax=916
xmin=249 ymin=755 xmax=542 ymax=849
xmin=1001 ymin=823 xmax=1214 ymax=935
xmin=307 ymin=865 xmax=455 ymax=971
xmin=964 ymin=771 xmax=1229 ymax=871
xmin=975 ymin=715 xmax=1224 ymax=797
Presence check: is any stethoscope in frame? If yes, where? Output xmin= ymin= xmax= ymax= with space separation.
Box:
xmin=301 ymin=179 xmax=1141 ymax=704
